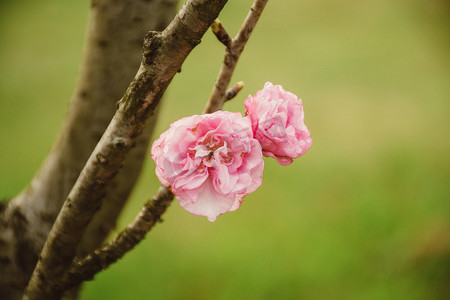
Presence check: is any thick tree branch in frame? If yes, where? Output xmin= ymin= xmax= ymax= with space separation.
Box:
xmin=0 ymin=1 xmax=177 ymax=299
xmin=23 ymin=1 xmax=227 ymax=299
xmin=76 ymin=107 xmax=162 ymax=258
xmin=76 ymin=0 xmax=178 ymax=258
xmin=211 ymin=19 xmax=232 ymax=48
xmin=204 ymin=0 xmax=268 ymax=113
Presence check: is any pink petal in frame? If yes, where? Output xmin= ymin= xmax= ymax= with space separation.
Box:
xmin=177 ymin=178 xmax=236 ymax=222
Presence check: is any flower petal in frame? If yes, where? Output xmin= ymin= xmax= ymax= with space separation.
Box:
xmin=177 ymin=178 xmax=236 ymax=222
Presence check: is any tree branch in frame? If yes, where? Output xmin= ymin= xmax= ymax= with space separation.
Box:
xmin=23 ymin=1 xmax=227 ymax=299
xmin=21 ymin=1 xmax=268 ymax=297
xmin=76 ymin=0 xmax=178 ymax=260
xmin=0 ymin=1 xmax=177 ymax=298
xmin=204 ymin=0 xmax=269 ymax=113
xmin=57 ymin=0 xmax=268 ymax=289
xmin=59 ymin=187 xmax=173 ymax=290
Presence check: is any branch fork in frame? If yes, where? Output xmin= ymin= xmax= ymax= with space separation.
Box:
xmin=24 ymin=1 xmax=269 ymax=299
xmin=204 ymin=0 xmax=268 ymax=113
xmin=24 ymin=1 xmax=227 ymax=299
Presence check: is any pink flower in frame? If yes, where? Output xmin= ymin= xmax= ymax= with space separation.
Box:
xmin=151 ymin=111 xmax=264 ymax=222
xmin=244 ymin=82 xmax=312 ymax=166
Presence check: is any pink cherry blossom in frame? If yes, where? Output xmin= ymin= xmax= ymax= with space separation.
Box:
xmin=244 ymin=82 xmax=312 ymax=166
xmin=151 ymin=111 xmax=264 ymax=222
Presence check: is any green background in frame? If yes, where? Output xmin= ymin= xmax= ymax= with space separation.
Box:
xmin=1 ymin=0 xmax=449 ymax=299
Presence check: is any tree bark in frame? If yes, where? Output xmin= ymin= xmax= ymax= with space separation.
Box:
xmin=62 ymin=187 xmax=174 ymax=291
xmin=0 ymin=0 xmax=177 ymax=299
xmin=24 ymin=0 xmax=227 ymax=299
xmin=58 ymin=1 xmax=268 ymax=292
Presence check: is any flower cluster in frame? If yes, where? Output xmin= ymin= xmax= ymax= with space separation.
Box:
xmin=151 ymin=82 xmax=312 ymax=221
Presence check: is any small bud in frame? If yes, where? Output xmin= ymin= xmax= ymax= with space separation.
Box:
xmin=211 ymin=19 xmax=232 ymax=48
xmin=224 ymin=81 xmax=245 ymax=102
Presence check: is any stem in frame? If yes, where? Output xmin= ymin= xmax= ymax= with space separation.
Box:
xmin=204 ymin=0 xmax=269 ymax=113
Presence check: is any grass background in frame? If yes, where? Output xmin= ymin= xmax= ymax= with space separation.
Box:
xmin=1 ymin=0 xmax=449 ymax=299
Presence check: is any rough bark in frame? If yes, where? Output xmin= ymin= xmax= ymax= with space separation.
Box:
xmin=0 ymin=0 xmax=177 ymax=299
xmin=52 ymin=0 xmax=268 ymax=290
xmin=24 ymin=1 xmax=228 ymax=299
xmin=77 ymin=0 xmax=177 ymax=259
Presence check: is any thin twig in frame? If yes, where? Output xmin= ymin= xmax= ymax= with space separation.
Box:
xmin=24 ymin=1 xmax=227 ymax=299
xmin=60 ymin=187 xmax=173 ymax=290
xmin=204 ymin=0 xmax=268 ymax=113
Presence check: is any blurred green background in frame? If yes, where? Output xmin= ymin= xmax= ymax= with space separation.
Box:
xmin=1 ymin=0 xmax=449 ymax=299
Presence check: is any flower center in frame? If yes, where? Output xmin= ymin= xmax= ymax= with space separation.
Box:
xmin=190 ymin=135 xmax=234 ymax=166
